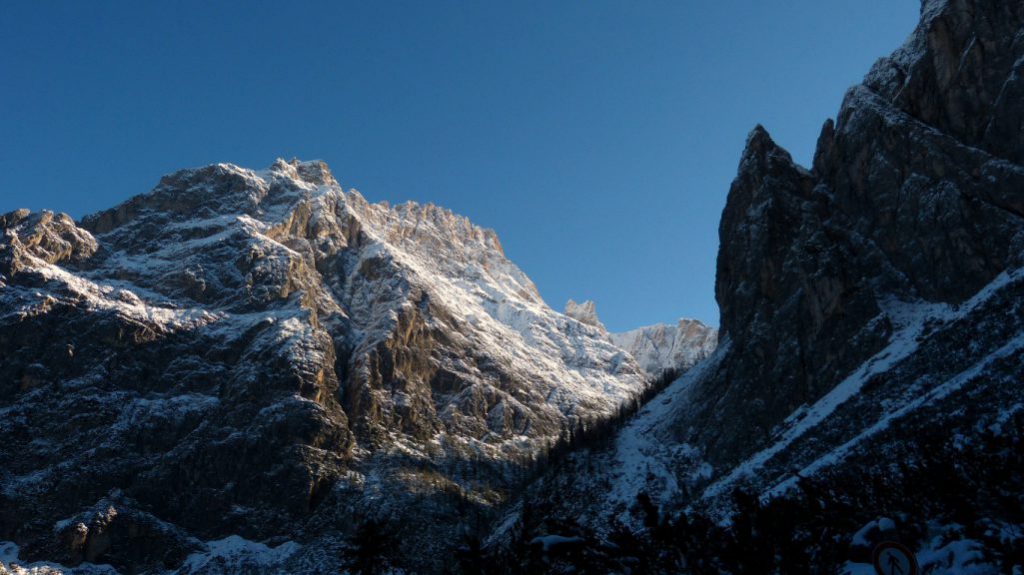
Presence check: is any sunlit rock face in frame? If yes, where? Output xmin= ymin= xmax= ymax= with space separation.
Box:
xmin=0 ymin=158 xmax=651 ymax=572
xmin=609 ymin=319 xmax=717 ymax=377
xmin=561 ymin=299 xmax=718 ymax=378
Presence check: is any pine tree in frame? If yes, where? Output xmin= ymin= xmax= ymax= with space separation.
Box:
xmin=349 ymin=516 xmax=392 ymax=575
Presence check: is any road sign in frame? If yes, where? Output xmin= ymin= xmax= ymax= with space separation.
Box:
xmin=872 ymin=541 xmax=918 ymax=575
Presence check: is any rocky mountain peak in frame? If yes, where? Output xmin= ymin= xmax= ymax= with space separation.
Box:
xmin=269 ymin=158 xmax=339 ymax=187
xmin=0 ymin=157 xmax=652 ymax=572
xmin=0 ymin=209 xmax=97 ymax=273
xmin=564 ymin=299 xmax=604 ymax=330
xmin=736 ymin=125 xmax=811 ymax=187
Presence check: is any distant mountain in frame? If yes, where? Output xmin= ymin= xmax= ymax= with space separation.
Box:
xmin=561 ymin=299 xmax=718 ymax=377
xmin=609 ymin=319 xmax=717 ymax=377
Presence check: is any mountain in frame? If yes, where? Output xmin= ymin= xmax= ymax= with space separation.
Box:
xmin=672 ymin=0 xmax=1024 ymax=504
xmin=561 ymin=300 xmax=718 ymax=377
xmin=609 ymin=320 xmax=717 ymax=377
xmin=496 ymin=0 xmax=1024 ymax=572
xmin=0 ymin=159 xmax=705 ymax=573
xmin=3 ymin=0 xmax=1023 ymax=572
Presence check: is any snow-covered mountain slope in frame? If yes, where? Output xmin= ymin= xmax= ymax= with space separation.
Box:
xmin=612 ymin=263 xmax=1024 ymax=521
xmin=609 ymin=319 xmax=717 ymax=376
xmin=709 ymin=266 xmax=1024 ymax=509
xmin=0 ymin=159 xmax=649 ymax=573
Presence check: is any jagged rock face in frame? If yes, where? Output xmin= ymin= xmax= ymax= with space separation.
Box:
xmin=672 ymin=0 xmax=1024 ymax=467
xmin=609 ymin=319 xmax=717 ymax=376
xmin=503 ymin=0 xmax=1024 ymax=545
xmin=0 ymin=159 xmax=646 ymax=571
xmin=0 ymin=210 xmax=97 ymax=275
xmin=865 ymin=0 xmax=1024 ymax=167
xmin=563 ymin=300 xmax=604 ymax=332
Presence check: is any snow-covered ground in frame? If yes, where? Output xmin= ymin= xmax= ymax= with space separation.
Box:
xmin=0 ymin=542 xmax=117 ymax=575
xmin=842 ymin=520 xmax=1008 ymax=575
xmin=0 ymin=537 xmax=302 ymax=575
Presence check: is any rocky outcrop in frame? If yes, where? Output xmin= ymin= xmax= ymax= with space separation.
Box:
xmin=0 ymin=210 xmax=97 ymax=278
xmin=42 ymin=492 xmax=202 ymax=569
xmin=563 ymin=300 xmax=604 ymax=331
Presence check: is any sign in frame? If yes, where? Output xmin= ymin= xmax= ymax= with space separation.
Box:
xmin=872 ymin=541 xmax=919 ymax=575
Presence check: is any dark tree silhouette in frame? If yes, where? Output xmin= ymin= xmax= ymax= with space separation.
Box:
xmin=348 ymin=516 xmax=392 ymax=575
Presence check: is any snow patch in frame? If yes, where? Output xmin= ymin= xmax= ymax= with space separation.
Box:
xmin=0 ymin=542 xmax=118 ymax=575
xmin=528 ymin=535 xmax=584 ymax=552
xmin=174 ymin=536 xmax=300 ymax=575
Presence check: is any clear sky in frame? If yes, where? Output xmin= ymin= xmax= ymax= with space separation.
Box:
xmin=1 ymin=1 xmax=919 ymax=331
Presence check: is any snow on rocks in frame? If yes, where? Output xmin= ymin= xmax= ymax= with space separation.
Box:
xmin=174 ymin=536 xmax=300 ymax=575
xmin=0 ymin=542 xmax=117 ymax=575
xmin=609 ymin=319 xmax=717 ymax=376
xmin=0 ymin=158 xmax=658 ymax=571
xmin=696 ymin=265 xmax=1024 ymax=512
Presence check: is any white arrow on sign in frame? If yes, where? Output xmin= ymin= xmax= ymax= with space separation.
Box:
xmin=872 ymin=541 xmax=918 ymax=575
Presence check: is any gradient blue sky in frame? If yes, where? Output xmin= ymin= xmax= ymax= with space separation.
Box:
xmin=1 ymin=1 xmax=919 ymax=331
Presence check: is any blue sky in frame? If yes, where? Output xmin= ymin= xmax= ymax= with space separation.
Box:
xmin=1 ymin=1 xmax=918 ymax=331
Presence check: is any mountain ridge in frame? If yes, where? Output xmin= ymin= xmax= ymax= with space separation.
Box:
xmin=0 ymin=158 xmax=716 ymax=574
xmin=4 ymin=0 xmax=1024 ymax=572
xmin=497 ymin=1 xmax=1024 ymax=572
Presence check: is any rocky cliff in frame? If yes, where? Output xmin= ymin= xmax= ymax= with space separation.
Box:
xmin=537 ymin=0 xmax=1024 ymax=495
xmin=683 ymin=0 xmax=1024 ymax=487
xmin=500 ymin=1 xmax=1024 ymax=572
